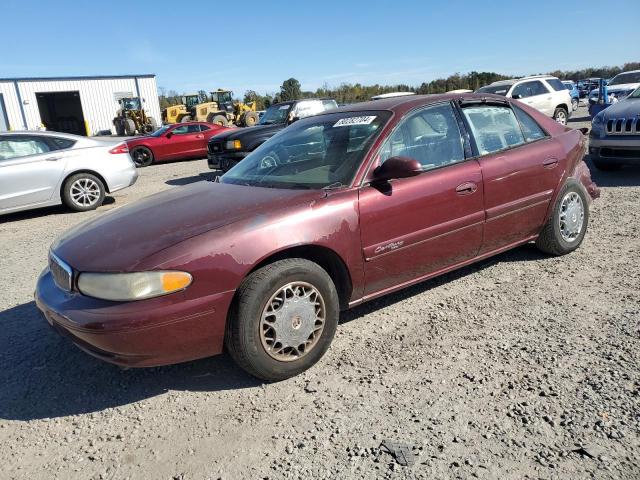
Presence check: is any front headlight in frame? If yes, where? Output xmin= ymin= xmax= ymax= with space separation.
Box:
xmin=77 ymin=271 xmax=192 ymax=301
xmin=592 ymin=113 xmax=605 ymax=127
xmin=225 ymin=139 xmax=242 ymax=150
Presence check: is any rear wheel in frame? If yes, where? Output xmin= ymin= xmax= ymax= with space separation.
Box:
xmin=243 ymin=111 xmax=259 ymax=127
xmin=536 ymin=181 xmax=589 ymax=256
xmin=553 ymin=107 xmax=568 ymax=125
xmin=225 ymin=258 xmax=339 ymax=381
xmin=62 ymin=173 xmax=106 ymax=212
xmin=571 ymin=98 xmax=579 ymax=111
xmin=114 ymin=118 xmax=125 ymax=136
xmin=131 ymin=146 xmax=154 ymax=167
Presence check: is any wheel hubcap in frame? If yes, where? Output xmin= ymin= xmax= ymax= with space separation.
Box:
xmin=134 ymin=149 xmax=149 ymax=165
xmin=259 ymin=282 xmax=325 ymax=361
xmin=556 ymin=111 xmax=567 ymax=125
xmin=559 ymin=192 xmax=584 ymax=242
xmin=70 ymin=178 xmax=100 ymax=207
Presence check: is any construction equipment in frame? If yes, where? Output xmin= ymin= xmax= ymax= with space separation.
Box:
xmin=190 ymin=89 xmax=259 ymax=127
xmin=162 ymin=94 xmax=200 ymax=124
xmin=113 ymin=97 xmax=158 ymax=136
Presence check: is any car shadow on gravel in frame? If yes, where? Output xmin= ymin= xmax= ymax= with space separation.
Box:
xmin=340 ymin=243 xmax=548 ymax=324
xmin=0 ymin=197 xmax=116 ymax=224
xmin=165 ymin=172 xmax=218 ymax=186
xmin=0 ymin=302 xmax=261 ymax=421
xmin=586 ymin=157 xmax=640 ymax=187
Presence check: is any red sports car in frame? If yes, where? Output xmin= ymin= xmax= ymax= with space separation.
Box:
xmin=37 ymin=94 xmax=599 ymax=381
xmin=126 ymin=122 xmax=231 ymax=167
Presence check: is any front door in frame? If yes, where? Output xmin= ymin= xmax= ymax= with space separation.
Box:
xmin=0 ymin=135 xmax=67 ymax=211
xmin=161 ymin=124 xmax=203 ymax=159
xmin=359 ymin=102 xmax=484 ymax=297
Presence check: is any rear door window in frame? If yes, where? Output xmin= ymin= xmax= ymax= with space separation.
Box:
xmin=462 ymin=105 xmax=526 ymax=155
xmin=0 ymin=136 xmax=51 ymax=160
xmin=546 ymin=78 xmax=566 ymax=92
xmin=512 ymin=80 xmax=549 ymax=98
xmin=513 ymin=106 xmax=547 ymax=142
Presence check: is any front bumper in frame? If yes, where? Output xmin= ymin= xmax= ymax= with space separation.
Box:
xmin=589 ymin=136 xmax=640 ymax=165
xmin=35 ymin=268 xmax=234 ymax=367
xmin=207 ymin=151 xmax=247 ymax=170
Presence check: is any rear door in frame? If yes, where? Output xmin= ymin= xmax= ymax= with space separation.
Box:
xmin=459 ymin=101 xmax=565 ymax=253
xmin=0 ymin=135 xmax=68 ymax=210
xmin=358 ymin=102 xmax=484 ymax=296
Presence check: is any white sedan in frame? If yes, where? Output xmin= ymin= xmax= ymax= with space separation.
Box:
xmin=0 ymin=131 xmax=138 ymax=215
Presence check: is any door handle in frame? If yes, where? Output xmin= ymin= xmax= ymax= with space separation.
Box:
xmin=45 ymin=156 xmax=61 ymax=161
xmin=456 ymin=182 xmax=477 ymax=195
xmin=195 ymin=134 xmax=204 ymax=139
xmin=543 ymin=158 xmax=558 ymax=169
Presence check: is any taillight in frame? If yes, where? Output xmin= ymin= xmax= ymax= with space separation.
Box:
xmin=109 ymin=143 xmax=129 ymax=154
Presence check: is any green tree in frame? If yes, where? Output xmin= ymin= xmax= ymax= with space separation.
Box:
xmin=280 ymin=78 xmax=302 ymax=101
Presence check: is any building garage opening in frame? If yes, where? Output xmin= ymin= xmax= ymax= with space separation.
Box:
xmin=0 ymin=94 xmax=8 ymax=131
xmin=36 ymin=91 xmax=86 ymax=136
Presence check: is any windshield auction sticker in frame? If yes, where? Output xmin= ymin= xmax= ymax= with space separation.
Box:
xmin=333 ymin=116 xmax=376 ymax=127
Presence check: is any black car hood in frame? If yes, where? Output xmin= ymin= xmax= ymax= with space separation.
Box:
xmin=209 ymin=123 xmax=285 ymax=143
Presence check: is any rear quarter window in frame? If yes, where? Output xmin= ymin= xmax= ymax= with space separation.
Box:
xmin=48 ymin=137 xmax=76 ymax=150
xmin=546 ymin=78 xmax=567 ymax=91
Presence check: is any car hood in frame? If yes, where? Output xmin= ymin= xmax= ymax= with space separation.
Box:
xmin=52 ymin=182 xmax=323 ymax=272
xmin=209 ymin=123 xmax=285 ymax=142
xmin=600 ymin=97 xmax=640 ymax=119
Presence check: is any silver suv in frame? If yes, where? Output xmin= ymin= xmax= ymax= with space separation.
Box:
xmin=476 ymin=75 xmax=573 ymax=125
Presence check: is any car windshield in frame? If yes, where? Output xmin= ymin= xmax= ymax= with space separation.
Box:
xmin=149 ymin=125 xmax=171 ymax=137
xmin=221 ymin=110 xmax=392 ymax=189
xmin=476 ymin=84 xmax=511 ymax=96
xmin=609 ymin=72 xmax=640 ymax=85
xmin=258 ymin=104 xmax=292 ymax=125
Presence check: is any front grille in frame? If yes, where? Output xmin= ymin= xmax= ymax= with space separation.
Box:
xmin=208 ymin=142 xmax=222 ymax=154
xmin=606 ymin=117 xmax=640 ymax=135
xmin=49 ymin=252 xmax=72 ymax=291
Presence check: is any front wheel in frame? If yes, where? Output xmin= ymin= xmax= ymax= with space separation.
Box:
xmin=553 ymin=107 xmax=568 ymax=125
xmin=62 ymin=173 xmax=106 ymax=212
xmin=535 ymin=181 xmax=589 ymax=256
xmin=131 ymin=146 xmax=154 ymax=167
xmin=225 ymin=258 xmax=339 ymax=381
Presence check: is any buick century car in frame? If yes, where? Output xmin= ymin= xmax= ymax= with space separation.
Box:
xmin=36 ymin=94 xmax=599 ymax=381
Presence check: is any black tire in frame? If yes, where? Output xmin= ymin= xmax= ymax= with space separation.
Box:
xmin=124 ymin=118 xmax=136 ymax=136
xmin=225 ymin=258 xmax=339 ymax=381
xmin=571 ymin=98 xmax=579 ymax=111
xmin=535 ymin=180 xmax=589 ymax=256
xmin=243 ymin=111 xmax=259 ymax=127
xmin=131 ymin=146 xmax=154 ymax=167
xmin=114 ymin=118 xmax=125 ymax=136
xmin=208 ymin=114 xmax=228 ymax=126
xmin=180 ymin=115 xmax=192 ymax=123
xmin=593 ymin=159 xmax=622 ymax=171
xmin=62 ymin=173 xmax=106 ymax=212
xmin=553 ymin=107 xmax=568 ymax=125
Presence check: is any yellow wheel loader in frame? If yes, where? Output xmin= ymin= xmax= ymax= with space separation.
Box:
xmin=162 ymin=94 xmax=200 ymax=124
xmin=113 ymin=97 xmax=158 ymax=135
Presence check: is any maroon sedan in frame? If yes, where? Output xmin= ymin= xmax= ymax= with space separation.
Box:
xmin=36 ymin=94 xmax=599 ymax=381
xmin=126 ymin=122 xmax=231 ymax=167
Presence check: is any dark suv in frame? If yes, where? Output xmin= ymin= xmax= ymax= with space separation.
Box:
xmin=207 ymin=98 xmax=337 ymax=171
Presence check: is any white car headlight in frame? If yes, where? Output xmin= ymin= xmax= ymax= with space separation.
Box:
xmin=225 ymin=140 xmax=241 ymax=150
xmin=77 ymin=271 xmax=192 ymax=301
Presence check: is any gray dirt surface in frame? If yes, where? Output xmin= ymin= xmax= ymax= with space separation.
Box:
xmin=0 ymin=106 xmax=639 ymax=479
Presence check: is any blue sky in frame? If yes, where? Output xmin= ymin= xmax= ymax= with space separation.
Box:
xmin=1 ymin=0 xmax=638 ymax=96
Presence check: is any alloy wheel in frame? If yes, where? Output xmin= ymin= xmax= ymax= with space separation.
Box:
xmin=70 ymin=178 xmax=101 ymax=208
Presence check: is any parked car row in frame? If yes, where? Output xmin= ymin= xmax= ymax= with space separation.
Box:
xmin=36 ymin=92 xmax=599 ymax=380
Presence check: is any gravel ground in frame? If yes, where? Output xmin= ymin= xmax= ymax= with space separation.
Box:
xmin=1 ymin=106 xmax=639 ymax=479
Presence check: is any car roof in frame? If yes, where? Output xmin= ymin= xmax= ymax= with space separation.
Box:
xmin=490 ymin=75 xmax=557 ymax=86
xmin=0 ymin=130 xmax=87 ymax=140
xmin=315 ymin=93 xmax=507 ymax=118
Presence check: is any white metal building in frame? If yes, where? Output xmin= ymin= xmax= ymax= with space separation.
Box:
xmin=0 ymin=74 xmax=160 ymax=136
